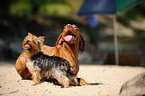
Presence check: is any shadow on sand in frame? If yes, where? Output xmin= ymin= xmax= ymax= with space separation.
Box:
xmin=89 ymin=82 xmax=103 ymax=85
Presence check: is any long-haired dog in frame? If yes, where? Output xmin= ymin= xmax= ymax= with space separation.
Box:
xmin=23 ymin=33 xmax=78 ymax=88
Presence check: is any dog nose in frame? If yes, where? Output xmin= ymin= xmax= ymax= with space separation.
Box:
xmin=67 ymin=24 xmax=71 ymax=27
xmin=26 ymin=40 xmax=30 ymax=43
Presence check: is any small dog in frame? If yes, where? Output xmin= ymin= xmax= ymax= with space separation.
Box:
xmin=23 ymin=33 xmax=78 ymax=88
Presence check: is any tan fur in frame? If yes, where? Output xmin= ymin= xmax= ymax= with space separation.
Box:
xmin=15 ymin=24 xmax=90 ymax=85
xmin=32 ymin=68 xmax=41 ymax=86
xmin=26 ymin=57 xmax=34 ymax=75
xmin=51 ymin=67 xmax=68 ymax=88
xmin=42 ymin=24 xmax=85 ymax=74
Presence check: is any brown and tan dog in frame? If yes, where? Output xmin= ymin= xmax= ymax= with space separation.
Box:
xmin=15 ymin=24 xmax=90 ymax=85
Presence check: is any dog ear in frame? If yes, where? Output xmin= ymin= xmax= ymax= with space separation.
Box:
xmin=38 ymin=36 xmax=45 ymax=43
xmin=79 ymin=34 xmax=85 ymax=51
xmin=28 ymin=32 xmax=32 ymax=36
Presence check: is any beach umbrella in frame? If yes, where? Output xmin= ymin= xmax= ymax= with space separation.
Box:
xmin=65 ymin=0 xmax=144 ymax=65
xmin=66 ymin=0 xmax=143 ymax=15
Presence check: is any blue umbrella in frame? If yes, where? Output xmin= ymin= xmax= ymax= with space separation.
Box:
xmin=77 ymin=0 xmax=116 ymax=15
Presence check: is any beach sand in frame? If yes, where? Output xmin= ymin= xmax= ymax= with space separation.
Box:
xmin=0 ymin=62 xmax=145 ymax=96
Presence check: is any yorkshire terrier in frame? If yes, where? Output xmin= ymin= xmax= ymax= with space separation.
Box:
xmin=23 ymin=33 xmax=78 ymax=88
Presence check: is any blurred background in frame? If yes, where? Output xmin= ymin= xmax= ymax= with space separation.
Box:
xmin=0 ymin=0 xmax=145 ymax=67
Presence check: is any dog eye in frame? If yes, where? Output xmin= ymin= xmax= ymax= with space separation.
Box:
xmin=26 ymin=40 xmax=30 ymax=43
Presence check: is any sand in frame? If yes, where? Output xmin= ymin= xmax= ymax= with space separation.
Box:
xmin=0 ymin=62 xmax=145 ymax=96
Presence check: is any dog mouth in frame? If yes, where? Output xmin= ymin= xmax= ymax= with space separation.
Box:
xmin=25 ymin=44 xmax=32 ymax=50
xmin=64 ymin=31 xmax=76 ymax=41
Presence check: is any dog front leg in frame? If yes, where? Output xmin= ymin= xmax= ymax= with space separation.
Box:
xmin=32 ymin=68 xmax=41 ymax=86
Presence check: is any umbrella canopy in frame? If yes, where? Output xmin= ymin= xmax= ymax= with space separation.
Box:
xmin=66 ymin=0 xmax=144 ymax=15
xmin=116 ymin=0 xmax=144 ymax=13
xmin=77 ymin=0 xmax=116 ymax=15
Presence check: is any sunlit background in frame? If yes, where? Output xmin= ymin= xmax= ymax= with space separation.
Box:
xmin=0 ymin=0 xmax=145 ymax=67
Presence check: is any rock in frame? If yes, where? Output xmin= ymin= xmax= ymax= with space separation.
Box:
xmin=119 ymin=72 xmax=145 ymax=96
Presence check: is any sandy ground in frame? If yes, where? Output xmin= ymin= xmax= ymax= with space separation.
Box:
xmin=0 ymin=62 xmax=145 ymax=96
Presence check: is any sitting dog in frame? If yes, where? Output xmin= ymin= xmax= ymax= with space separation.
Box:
xmin=23 ymin=33 xmax=78 ymax=88
xmin=42 ymin=24 xmax=85 ymax=74
xmin=15 ymin=24 xmax=90 ymax=85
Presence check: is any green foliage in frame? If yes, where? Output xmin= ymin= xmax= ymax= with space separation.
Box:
xmin=38 ymin=0 xmax=65 ymax=4
xmin=117 ymin=1 xmax=145 ymax=22
xmin=9 ymin=0 xmax=72 ymax=17
xmin=10 ymin=1 xmax=32 ymax=15
xmin=40 ymin=4 xmax=72 ymax=16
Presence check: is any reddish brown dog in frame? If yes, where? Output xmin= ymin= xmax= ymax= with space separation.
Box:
xmin=15 ymin=24 xmax=90 ymax=85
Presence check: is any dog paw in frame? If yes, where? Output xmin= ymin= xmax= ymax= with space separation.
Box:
xmin=31 ymin=83 xmax=40 ymax=86
xmin=31 ymin=83 xmax=37 ymax=86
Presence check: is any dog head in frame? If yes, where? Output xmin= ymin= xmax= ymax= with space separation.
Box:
xmin=56 ymin=24 xmax=85 ymax=51
xmin=23 ymin=33 xmax=45 ymax=56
